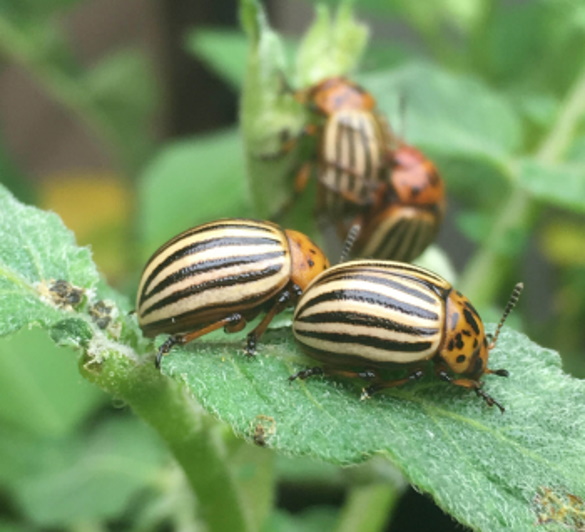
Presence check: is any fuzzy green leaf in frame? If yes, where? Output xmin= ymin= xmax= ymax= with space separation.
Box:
xmin=239 ymin=0 xmax=305 ymax=219
xmin=295 ymin=2 xmax=368 ymax=87
xmin=0 ymin=185 xmax=99 ymax=337
xmin=161 ymin=328 xmax=585 ymax=531
xmin=0 ymin=184 xmax=141 ymax=355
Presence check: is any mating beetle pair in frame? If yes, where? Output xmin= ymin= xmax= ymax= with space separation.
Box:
xmin=137 ymin=218 xmax=521 ymax=412
xmin=274 ymin=76 xmax=445 ymax=264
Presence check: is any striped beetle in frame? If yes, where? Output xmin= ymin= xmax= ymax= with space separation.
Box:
xmin=136 ymin=218 xmax=329 ymax=368
xmin=290 ymin=260 xmax=522 ymax=412
xmin=275 ymin=76 xmax=445 ymax=262
xmin=347 ymin=143 xmax=445 ymax=262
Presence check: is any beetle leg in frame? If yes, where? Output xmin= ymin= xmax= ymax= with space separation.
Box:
xmin=288 ymin=366 xmax=324 ymax=382
xmin=486 ymin=368 xmax=510 ymax=377
xmin=437 ymin=370 xmax=506 ymax=413
xmin=154 ymin=313 xmax=244 ymax=369
xmin=260 ymin=124 xmax=318 ymax=161
xmin=288 ymin=365 xmax=378 ymax=384
xmin=361 ymin=368 xmax=425 ymax=399
xmin=245 ymin=290 xmax=294 ymax=356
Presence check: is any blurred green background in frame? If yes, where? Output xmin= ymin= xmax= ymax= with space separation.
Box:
xmin=1 ymin=0 xmax=584 ymax=530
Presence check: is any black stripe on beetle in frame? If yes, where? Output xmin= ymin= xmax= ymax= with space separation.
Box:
xmin=294 ymin=328 xmax=434 ymax=354
xmin=141 ymin=264 xmax=284 ymax=318
xmin=296 ymin=310 xmax=439 ymax=337
xmin=141 ymin=250 xmax=286 ymax=304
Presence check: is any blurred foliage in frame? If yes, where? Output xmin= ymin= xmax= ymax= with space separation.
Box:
xmin=0 ymin=0 xmax=585 ymax=530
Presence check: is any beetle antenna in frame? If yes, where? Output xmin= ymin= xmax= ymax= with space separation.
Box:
xmin=489 ymin=282 xmax=524 ymax=350
xmin=339 ymin=224 xmax=361 ymax=263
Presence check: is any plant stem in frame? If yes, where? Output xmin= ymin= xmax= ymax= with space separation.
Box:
xmin=81 ymin=356 xmax=255 ymax=532
xmin=459 ymin=66 xmax=585 ymax=305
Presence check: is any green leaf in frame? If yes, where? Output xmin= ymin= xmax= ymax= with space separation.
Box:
xmin=0 ymin=184 xmax=142 ymax=355
xmin=362 ymin=63 xmax=523 ymax=160
xmin=0 ymin=417 xmax=166 ymax=527
xmin=486 ymin=2 xmax=548 ymax=85
xmin=137 ymin=130 xmax=253 ymax=260
xmin=161 ymin=329 xmax=585 ymax=531
xmin=0 ymin=329 xmax=104 ymax=437
xmin=185 ymin=28 xmax=249 ymax=89
xmin=0 ymin=185 xmax=99 ymax=337
xmin=295 ymin=3 xmax=369 ymax=87
xmin=487 ymin=1 xmax=585 ymax=95
xmin=518 ymin=158 xmax=585 ymax=213
xmin=239 ymin=0 xmax=306 ymax=218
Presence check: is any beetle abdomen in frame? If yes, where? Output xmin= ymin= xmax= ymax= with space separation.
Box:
xmin=293 ymin=261 xmax=445 ymax=366
xmin=354 ymin=207 xmax=440 ymax=262
xmin=137 ymin=219 xmax=291 ymax=336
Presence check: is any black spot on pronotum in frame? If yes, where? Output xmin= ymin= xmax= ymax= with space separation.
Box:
xmin=455 ymin=333 xmax=464 ymax=349
xmin=463 ymin=308 xmax=480 ymax=335
xmin=308 ymin=259 xmax=315 ymax=267
xmin=456 ymin=354 xmax=466 ymax=364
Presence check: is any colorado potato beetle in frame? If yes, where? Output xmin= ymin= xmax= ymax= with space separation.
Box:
xmin=275 ymin=76 xmax=445 ymax=262
xmin=348 ymin=143 xmax=446 ymax=262
xmin=290 ymin=260 xmax=522 ymax=412
xmin=281 ymin=76 xmax=393 ymax=220
xmin=136 ymin=218 xmax=330 ymax=368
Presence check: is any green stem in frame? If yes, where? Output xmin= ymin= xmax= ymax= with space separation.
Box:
xmin=81 ymin=355 xmax=254 ymax=532
xmin=0 ymin=17 xmax=139 ymax=177
xmin=335 ymin=483 xmax=400 ymax=532
xmin=459 ymin=66 xmax=585 ymax=305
